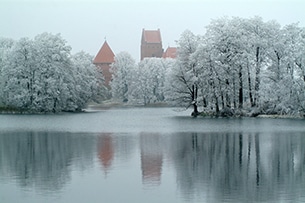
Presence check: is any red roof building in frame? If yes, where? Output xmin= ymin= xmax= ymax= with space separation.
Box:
xmin=141 ymin=29 xmax=163 ymax=60
xmin=162 ymin=46 xmax=177 ymax=59
xmin=93 ymin=41 xmax=115 ymax=87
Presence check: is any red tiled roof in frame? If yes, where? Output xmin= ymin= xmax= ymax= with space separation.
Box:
xmin=93 ymin=41 xmax=115 ymax=64
xmin=162 ymin=47 xmax=177 ymax=58
xmin=142 ymin=29 xmax=162 ymax=43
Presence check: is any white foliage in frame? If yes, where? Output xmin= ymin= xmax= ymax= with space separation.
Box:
xmin=110 ymin=51 xmax=136 ymax=102
xmin=167 ymin=17 xmax=305 ymax=116
xmin=71 ymin=51 xmax=103 ymax=108
xmin=0 ymin=33 xmax=102 ymax=112
xmin=131 ymin=58 xmax=172 ymax=105
xmin=166 ymin=30 xmax=201 ymax=114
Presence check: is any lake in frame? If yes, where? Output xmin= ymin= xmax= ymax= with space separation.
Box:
xmin=1 ymin=107 xmax=305 ymax=202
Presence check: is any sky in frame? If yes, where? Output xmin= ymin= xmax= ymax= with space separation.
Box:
xmin=1 ymin=0 xmax=305 ymax=62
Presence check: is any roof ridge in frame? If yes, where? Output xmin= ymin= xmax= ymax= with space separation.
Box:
xmin=93 ymin=40 xmax=115 ymax=64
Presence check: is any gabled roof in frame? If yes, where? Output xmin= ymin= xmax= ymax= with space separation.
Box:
xmin=93 ymin=41 xmax=115 ymax=64
xmin=142 ymin=29 xmax=162 ymax=43
xmin=163 ymin=47 xmax=177 ymax=58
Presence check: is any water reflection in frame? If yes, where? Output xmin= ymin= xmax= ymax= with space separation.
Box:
xmin=170 ymin=132 xmax=305 ymax=202
xmin=140 ymin=133 xmax=163 ymax=186
xmin=0 ymin=132 xmax=96 ymax=192
xmin=1 ymin=131 xmax=305 ymax=202
xmin=97 ymin=133 xmax=114 ymax=174
xmin=96 ymin=133 xmax=137 ymax=176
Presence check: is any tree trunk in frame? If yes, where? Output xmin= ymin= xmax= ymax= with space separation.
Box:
xmin=192 ymin=103 xmax=199 ymax=117
xmin=254 ymin=46 xmax=261 ymax=107
xmin=220 ymin=92 xmax=224 ymax=109
xmin=191 ymin=84 xmax=199 ymax=117
xmin=225 ymin=79 xmax=231 ymax=108
xmin=239 ymin=65 xmax=243 ymax=109
xmin=203 ymin=97 xmax=207 ymax=108
xmin=209 ymin=78 xmax=219 ymax=115
xmin=275 ymin=50 xmax=281 ymax=81
xmin=215 ymin=97 xmax=220 ymax=115
xmin=233 ymin=77 xmax=237 ymax=109
xmin=247 ymin=60 xmax=254 ymax=107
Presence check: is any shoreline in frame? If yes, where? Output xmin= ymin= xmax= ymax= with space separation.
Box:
xmin=1 ymin=103 xmax=304 ymax=119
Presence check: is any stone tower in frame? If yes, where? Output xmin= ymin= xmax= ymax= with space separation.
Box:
xmin=141 ymin=29 xmax=163 ymax=60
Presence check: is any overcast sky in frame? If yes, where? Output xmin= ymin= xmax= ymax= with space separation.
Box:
xmin=1 ymin=0 xmax=305 ymax=61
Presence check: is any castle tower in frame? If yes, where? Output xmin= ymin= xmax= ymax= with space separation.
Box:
xmin=141 ymin=29 xmax=163 ymax=60
xmin=93 ymin=40 xmax=115 ymax=87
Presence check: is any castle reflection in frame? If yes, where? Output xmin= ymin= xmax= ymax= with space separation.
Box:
xmin=140 ymin=133 xmax=163 ymax=186
xmin=97 ymin=133 xmax=114 ymax=175
xmin=1 ymin=131 xmax=305 ymax=202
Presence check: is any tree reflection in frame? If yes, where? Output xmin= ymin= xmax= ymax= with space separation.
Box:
xmin=1 ymin=130 xmax=305 ymax=202
xmin=255 ymin=134 xmax=260 ymax=186
xmin=0 ymin=131 xmax=96 ymax=192
xmin=170 ymin=132 xmax=305 ymax=202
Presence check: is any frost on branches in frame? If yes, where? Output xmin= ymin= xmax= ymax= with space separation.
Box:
xmin=166 ymin=30 xmax=201 ymax=116
xmin=167 ymin=17 xmax=305 ymax=117
xmin=106 ymin=16 xmax=305 ymax=117
xmin=110 ymin=52 xmax=136 ymax=103
xmin=0 ymin=33 xmax=104 ymax=113
xmin=131 ymin=58 xmax=170 ymax=105
xmin=110 ymin=53 xmax=174 ymax=105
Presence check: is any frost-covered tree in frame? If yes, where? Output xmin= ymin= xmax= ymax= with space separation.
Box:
xmin=1 ymin=37 xmax=38 ymax=110
xmin=131 ymin=58 xmax=170 ymax=105
xmin=203 ymin=17 xmax=249 ymax=111
xmin=167 ymin=17 xmax=305 ymax=116
xmin=110 ymin=52 xmax=136 ymax=102
xmin=71 ymin=51 xmax=104 ymax=108
xmin=191 ymin=41 xmax=222 ymax=114
xmin=265 ymin=23 xmax=305 ymax=114
xmin=243 ymin=17 xmax=271 ymax=108
xmin=166 ymin=30 xmax=201 ymax=116
xmin=32 ymin=33 xmax=75 ymax=112
xmin=0 ymin=38 xmax=15 ymax=105
xmin=0 ymin=33 xmax=102 ymax=112
xmin=0 ymin=38 xmax=14 ymax=71
xmin=283 ymin=24 xmax=305 ymax=114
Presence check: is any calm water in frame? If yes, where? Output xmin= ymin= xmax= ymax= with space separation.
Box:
xmin=1 ymin=107 xmax=305 ymax=203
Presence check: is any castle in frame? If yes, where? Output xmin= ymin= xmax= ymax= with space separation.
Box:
xmin=93 ymin=40 xmax=115 ymax=87
xmin=141 ymin=29 xmax=177 ymax=60
xmin=93 ymin=29 xmax=176 ymax=86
